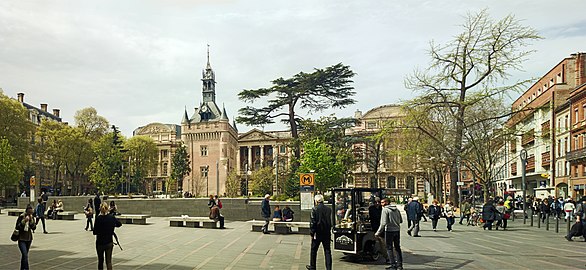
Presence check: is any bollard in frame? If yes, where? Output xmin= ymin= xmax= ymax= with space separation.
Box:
xmin=546 ymin=214 xmax=550 ymax=231
xmin=537 ymin=212 xmax=541 ymax=228
xmin=556 ymin=215 xmax=559 ymax=233
xmin=567 ymin=217 xmax=571 ymax=236
xmin=512 ymin=210 xmax=515 ymax=222
xmin=530 ymin=210 xmax=534 ymax=227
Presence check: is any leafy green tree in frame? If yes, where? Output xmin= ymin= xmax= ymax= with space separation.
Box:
xmin=35 ymin=121 xmax=70 ymax=192
xmin=225 ymin=170 xmax=240 ymax=197
xmin=74 ymin=107 xmax=109 ymax=140
xmin=170 ymin=143 xmax=191 ymax=193
xmin=125 ymin=136 xmax=158 ymax=194
xmin=299 ymin=116 xmax=356 ymax=187
xmin=0 ymin=138 xmax=21 ymax=191
xmin=88 ymin=133 xmax=125 ymax=194
xmin=63 ymin=127 xmax=93 ymax=194
xmin=404 ymin=10 xmax=540 ymax=204
xmin=249 ymin=166 xmax=274 ymax=196
xmin=298 ymin=139 xmax=345 ymax=192
xmin=237 ymin=63 xmax=356 ymax=162
xmin=0 ymin=93 xmax=34 ymax=167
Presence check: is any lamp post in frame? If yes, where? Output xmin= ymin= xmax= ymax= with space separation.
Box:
xmin=245 ymin=163 xmax=249 ymax=199
xmin=216 ymin=161 xmax=219 ymax=196
xmin=520 ymin=149 xmax=528 ymax=224
xmin=206 ymin=165 xmax=209 ymax=196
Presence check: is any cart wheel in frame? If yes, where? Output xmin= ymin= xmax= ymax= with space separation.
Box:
xmin=366 ymin=241 xmax=380 ymax=261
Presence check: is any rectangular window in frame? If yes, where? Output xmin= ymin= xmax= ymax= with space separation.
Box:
xmin=200 ymin=166 xmax=208 ymax=178
xmin=201 ymin=146 xmax=208 ymax=156
xmin=565 ymin=115 xmax=568 ymax=130
xmin=576 ymin=109 xmax=579 ymax=124
xmin=367 ymin=121 xmax=377 ymax=129
xmin=161 ymin=150 xmax=168 ymax=158
xmin=565 ymin=138 xmax=568 ymax=153
xmin=279 ymin=145 xmax=286 ymax=154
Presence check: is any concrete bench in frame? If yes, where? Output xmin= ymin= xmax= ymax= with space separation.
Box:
xmin=247 ymin=220 xmax=310 ymax=234
xmin=7 ymin=209 xmax=25 ymax=216
xmin=116 ymin=214 xmax=151 ymax=225
xmin=56 ymin=211 xmax=77 ymax=220
xmin=169 ymin=216 xmax=220 ymax=229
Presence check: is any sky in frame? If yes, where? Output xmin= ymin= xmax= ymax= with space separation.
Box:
xmin=1 ymin=0 xmax=585 ymax=136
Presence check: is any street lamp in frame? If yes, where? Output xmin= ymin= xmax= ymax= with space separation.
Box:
xmin=520 ymin=149 xmax=528 ymax=224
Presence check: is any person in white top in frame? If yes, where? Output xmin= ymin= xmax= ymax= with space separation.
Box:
xmin=564 ymin=198 xmax=575 ymax=221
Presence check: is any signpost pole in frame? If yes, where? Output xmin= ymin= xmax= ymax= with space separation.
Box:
xmin=520 ymin=149 xmax=528 ymax=225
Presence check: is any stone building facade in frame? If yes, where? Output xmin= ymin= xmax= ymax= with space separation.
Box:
xmin=347 ymin=105 xmax=424 ymax=197
xmin=132 ymin=123 xmax=181 ymax=194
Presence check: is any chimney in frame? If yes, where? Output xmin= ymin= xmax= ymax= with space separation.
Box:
xmin=17 ymin=93 xmax=24 ymax=103
xmin=40 ymin=104 xmax=48 ymax=112
xmin=53 ymin=109 xmax=60 ymax=117
xmin=354 ymin=109 xmax=363 ymax=119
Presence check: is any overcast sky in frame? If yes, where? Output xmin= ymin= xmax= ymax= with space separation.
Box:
xmin=1 ymin=0 xmax=585 ymax=136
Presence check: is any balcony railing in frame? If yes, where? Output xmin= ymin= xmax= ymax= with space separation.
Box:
xmin=526 ymin=156 xmax=535 ymax=172
xmin=541 ymin=151 xmax=551 ymax=167
xmin=567 ymin=147 xmax=586 ymax=162
xmin=521 ymin=130 xmax=535 ymax=146
xmin=541 ymin=121 xmax=550 ymax=137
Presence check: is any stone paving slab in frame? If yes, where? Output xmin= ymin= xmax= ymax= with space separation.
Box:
xmin=1 ymin=213 xmax=585 ymax=269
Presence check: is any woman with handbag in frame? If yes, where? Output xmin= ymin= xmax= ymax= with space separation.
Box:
xmin=495 ymin=200 xmax=506 ymax=230
xmin=443 ymin=201 xmax=455 ymax=232
xmin=85 ymin=198 xmax=94 ymax=231
xmin=15 ymin=204 xmax=36 ymax=270
xmin=94 ymin=202 xmax=122 ymax=270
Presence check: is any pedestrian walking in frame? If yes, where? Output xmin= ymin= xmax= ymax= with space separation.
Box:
xmin=444 ymin=201 xmax=455 ymax=231
xmin=375 ymin=198 xmax=403 ymax=270
xmin=34 ymin=198 xmax=48 ymax=234
xmin=495 ymin=200 xmax=506 ymax=230
xmin=261 ymin=194 xmax=271 ymax=234
xmin=85 ymin=198 xmax=94 ymax=231
xmin=368 ymin=197 xmax=390 ymax=263
xmin=15 ymin=205 xmax=36 ymax=270
xmin=566 ymin=196 xmax=586 ymax=241
xmin=459 ymin=199 xmax=471 ymax=225
xmin=564 ymin=198 xmax=575 ymax=221
xmin=94 ymin=193 xmax=101 ymax=219
xmin=404 ymin=198 xmax=412 ymax=229
xmin=306 ymin=194 xmax=332 ymax=270
xmin=427 ymin=200 xmax=442 ymax=231
xmin=41 ymin=190 xmax=49 ymax=210
xmin=94 ymin=202 xmax=122 ymax=270
xmin=406 ymin=197 xmax=422 ymax=237
xmin=540 ymin=199 xmax=550 ymax=223
xmin=482 ymin=199 xmax=497 ymax=230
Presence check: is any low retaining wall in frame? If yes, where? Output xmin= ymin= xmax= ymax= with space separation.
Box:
xmin=18 ymin=196 xmax=313 ymax=222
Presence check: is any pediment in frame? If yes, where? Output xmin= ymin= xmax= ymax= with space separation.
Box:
xmin=135 ymin=123 xmax=174 ymax=135
xmin=238 ymin=128 xmax=277 ymax=141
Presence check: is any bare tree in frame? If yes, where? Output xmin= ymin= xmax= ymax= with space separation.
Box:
xmin=405 ymin=9 xmax=540 ymax=204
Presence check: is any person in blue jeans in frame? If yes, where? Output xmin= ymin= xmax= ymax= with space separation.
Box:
xmin=16 ymin=204 xmax=36 ymax=270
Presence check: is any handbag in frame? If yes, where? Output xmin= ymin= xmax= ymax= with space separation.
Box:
xmin=503 ymin=213 xmax=511 ymax=219
xmin=11 ymin=229 xmax=19 ymax=242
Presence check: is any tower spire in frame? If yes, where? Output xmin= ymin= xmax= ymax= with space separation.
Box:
xmin=206 ymin=44 xmax=211 ymax=70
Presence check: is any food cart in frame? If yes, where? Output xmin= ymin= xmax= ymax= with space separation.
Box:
xmin=331 ymin=187 xmax=386 ymax=260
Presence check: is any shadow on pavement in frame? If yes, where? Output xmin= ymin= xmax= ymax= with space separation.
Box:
xmin=338 ymin=250 xmax=476 ymax=269
xmin=0 ymin=244 xmax=195 ymax=270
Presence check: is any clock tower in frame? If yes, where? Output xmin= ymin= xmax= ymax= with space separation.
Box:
xmin=181 ymin=47 xmax=238 ymax=197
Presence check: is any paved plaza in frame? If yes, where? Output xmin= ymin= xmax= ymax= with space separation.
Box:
xmin=1 ymin=210 xmax=585 ymax=270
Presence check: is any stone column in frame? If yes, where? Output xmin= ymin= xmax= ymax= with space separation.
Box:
xmin=260 ymin=145 xmax=265 ymax=167
xmin=247 ymin=146 xmax=252 ymax=171
xmin=237 ymin=147 xmax=241 ymax=173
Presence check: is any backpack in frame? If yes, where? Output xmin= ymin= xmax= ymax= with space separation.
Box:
xmin=218 ymin=200 xmax=223 ymax=209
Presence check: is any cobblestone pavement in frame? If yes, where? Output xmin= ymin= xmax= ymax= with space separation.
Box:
xmin=1 ymin=211 xmax=584 ymax=269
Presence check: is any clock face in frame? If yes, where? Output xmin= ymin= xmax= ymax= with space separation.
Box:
xmin=201 ymin=105 xmax=208 ymax=112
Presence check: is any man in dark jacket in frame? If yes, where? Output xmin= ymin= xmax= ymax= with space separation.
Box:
xmin=406 ymin=197 xmax=422 ymax=237
xmin=94 ymin=193 xmax=101 ymax=219
xmin=376 ymin=198 xmax=404 ymax=270
xmin=261 ymin=194 xmax=271 ymax=234
xmin=94 ymin=203 xmax=122 ymax=270
xmin=482 ymin=200 xmax=497 ymax=230
xmin=306 ymin=194 xmax=332 ymax=270
xmin=369 ymin=197 xmax=390 ymax=263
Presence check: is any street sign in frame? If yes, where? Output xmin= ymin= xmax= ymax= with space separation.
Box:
xmin=456 ymin=181 xmax=464 ymax=186
xmin=299 ymin=173 xmax=315 ymax=186
xmin=29 ymin=176 xmax=36 ymax=187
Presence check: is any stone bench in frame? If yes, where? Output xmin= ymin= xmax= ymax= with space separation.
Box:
xmin=247 ymin=220 xmax=310 ymax=234
xmin=169 ymin=216 xmax=220 ymax=229
xmin=116 ymin=214 xmax=151 ymax=225
xmin=56 ymin=211 xmax=77 ymax=220
xmin=7 ymin=209 xmax=25 ymax=216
